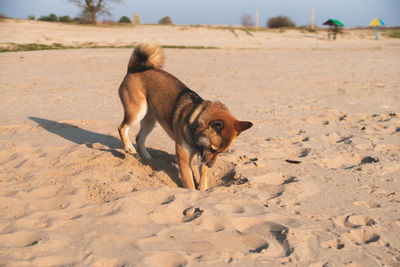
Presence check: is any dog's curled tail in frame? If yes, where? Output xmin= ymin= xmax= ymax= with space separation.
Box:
xmin=127 ymin=42 xmax=164 ymax=72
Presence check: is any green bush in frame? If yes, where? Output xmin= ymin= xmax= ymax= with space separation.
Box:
xmin=59 ymin=15 xmax=72 ymax=23
xmin=388 ymin=30 xmax=400 ymax=38
xmin=0 ymin=14 xmax=8 ymax=21
xmin=28 ymin=15 xmax=35 ymax=20
xmin=158 ymin=16 xmax=172 ymax=25
xmin=38 ymin=13 xmax=59 ymax=22
xmin=267 ymin=15 xmax=296 ymax=28
xmin=47 ymin=13 xmax=58 ymax=22
xmin=119 ymin=16 xmax=131 ymax=23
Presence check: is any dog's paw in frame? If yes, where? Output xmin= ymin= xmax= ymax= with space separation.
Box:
xmin=141 ymin=149 xmax=152 ymax=160
xmin=124 ymin=145 xmax=135 ymax=155
xmin=198 ymin=184 xmax=209 ymax=191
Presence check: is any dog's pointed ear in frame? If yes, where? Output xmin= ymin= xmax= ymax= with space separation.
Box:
xmin=209 ymin=119 xmax=225 ymax=133
xmin=234 ymin=121 xmax=253 ymax=134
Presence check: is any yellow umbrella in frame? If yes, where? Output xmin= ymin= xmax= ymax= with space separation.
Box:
xmin=370 ymin=17 xmax=384 ymax=39
xmin=370 ymin=17 xmax=384 ymax=26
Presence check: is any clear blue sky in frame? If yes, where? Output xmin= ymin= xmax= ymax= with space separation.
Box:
xmin=1 ymin=0 xmax=399 ymax=27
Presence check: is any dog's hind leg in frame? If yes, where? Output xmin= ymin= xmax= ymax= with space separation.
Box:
xmin=118 ymin=99 xmax=148 ymax=155
xmin=136 ymin=113 xmax=156 ymax=160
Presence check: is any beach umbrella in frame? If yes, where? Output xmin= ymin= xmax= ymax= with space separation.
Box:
xmin=323 ymin=19 xmax=344 ymax=27
xmin=323 ymin=19 xmax=344 ymax=40
xmin=370 ymin=17 xmax=384 ymax=40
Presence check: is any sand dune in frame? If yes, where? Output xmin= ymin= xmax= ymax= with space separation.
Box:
xmin=0 ymin=19 xmax=400 ymax=266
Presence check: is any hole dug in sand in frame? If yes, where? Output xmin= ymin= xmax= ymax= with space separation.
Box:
xmin=78 ymin=149 xmax=242 ymax=204
xmin=189 ymin=157 xmax=245 ymax=189
xmin=119 ymin=150 xmax=243 ymax=192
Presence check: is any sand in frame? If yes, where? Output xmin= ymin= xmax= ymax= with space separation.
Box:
xmin=0 ymin=19 xmax=400 ymax=266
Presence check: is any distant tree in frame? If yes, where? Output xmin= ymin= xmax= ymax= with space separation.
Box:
xmin=158 ymin=16 xmax=172 ymax=25
xmin=119 ymin=16 xmax=131 ymax=23
xmin=28 ymin=15 xmax=35 ymax=20
xmin=69 ymin=0 xmax=122 ymax=24
xmin=133 ymin=12 xmax=141 ymax=25
xmin=59 ymin=15 xmax=72 ymax=22
xmin=241 ymin=13 xmax=253 ymax=27
xmin=267 ymin=15 xmax=296 ymax=28
xmin=38 ymin=13 xmax=59 ymax=22
xmin=48 ymin=13 xmax=59 ymax=22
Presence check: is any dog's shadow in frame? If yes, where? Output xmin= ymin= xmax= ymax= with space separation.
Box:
xmin=29 ymin=117 xmax=181 ymax=187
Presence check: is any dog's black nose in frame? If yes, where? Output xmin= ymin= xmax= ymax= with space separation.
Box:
xmin=205 ymin=161 xmax=214 ymax=168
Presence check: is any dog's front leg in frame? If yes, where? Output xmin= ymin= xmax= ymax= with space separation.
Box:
xmin=176 ymin=143 xmax=196 ymax=189
xmin=198 ymin=162 xmax=208 ymax=191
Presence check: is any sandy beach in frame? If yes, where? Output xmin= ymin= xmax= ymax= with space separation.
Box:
xmin=0 ymin=19 xmax=400 ymax=266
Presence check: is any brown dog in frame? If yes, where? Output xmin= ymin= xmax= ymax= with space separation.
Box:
xmin=118 ymin=43 xmax=252 ymax=190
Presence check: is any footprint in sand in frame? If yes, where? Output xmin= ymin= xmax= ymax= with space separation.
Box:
xmin=321 ymin=238 xmax=345 ymax=249
xmin=198 ymin=217 xmax=225 ymax=232
xmin=182 ymin=207 xmax=204 ymax=222
xmin=82 ymin=202 xmax=122 ymax=217
xmin=344 ymin=229 xmax=380 ymax=245
xmin=14 ymin=214 xmax=52 ymax=230
xmin=344 ymin=215 xmax=376 ymax=228
xmin=215 ymin=203 xmax=245 ymax=214
xmin=245 ymin=221 xmax=292 ymax=257
xmin=142 ymin=252 xmax=187 ymax=267
xmin=232 ymin=219 xmax=292 ymax=257
xmin=335 ymin=214 xmax=376 ymax=228
xmin=328 ymin=214 xmax=378 ymax=248
xmin=251 ymin=172 xmax=297 ymax=186
xmin=321 ymin=132 xmax=352 ymax=144
xmin=0 ymin=230 xmax=42 ymax=247
xmin=318 ymin=151 xmax=362 ymax=169
xmin=353 ymin=201 xmax=381 ymax=208
xmin=336 ymin=213 xmax=380 ymax=245
xmin=161 ymin=195 xmax=175 ymax=205
xmin=249 ymin=172 xmax=297 ymax=201
xmin=92 ymin=258 xmax=127 ymax=267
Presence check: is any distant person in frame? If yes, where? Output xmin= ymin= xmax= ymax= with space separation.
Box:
xmin=332 ymin=25 xmax=339 ymax=40
xmin=327 ymin=26 xmax=339 ymax=40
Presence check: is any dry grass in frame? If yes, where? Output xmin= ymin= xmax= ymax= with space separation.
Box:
xmin=0 ymin=42 xmax=218 ymax=53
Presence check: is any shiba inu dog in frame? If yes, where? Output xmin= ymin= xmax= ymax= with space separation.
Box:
xmin=118 ymin=43 xmax=252 ymax=191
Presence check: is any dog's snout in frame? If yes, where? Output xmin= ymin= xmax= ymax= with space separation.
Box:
xmin=205 ymin=161 xmax=214 ymax=168
xmin=201 ymin=152 xmax=215 ymax=168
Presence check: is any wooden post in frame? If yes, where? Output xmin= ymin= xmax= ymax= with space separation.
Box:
xmin=256 ymin=10 xmax=259 ymax=31
xmin=311 ymin=7 xmax=315 ymax=29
